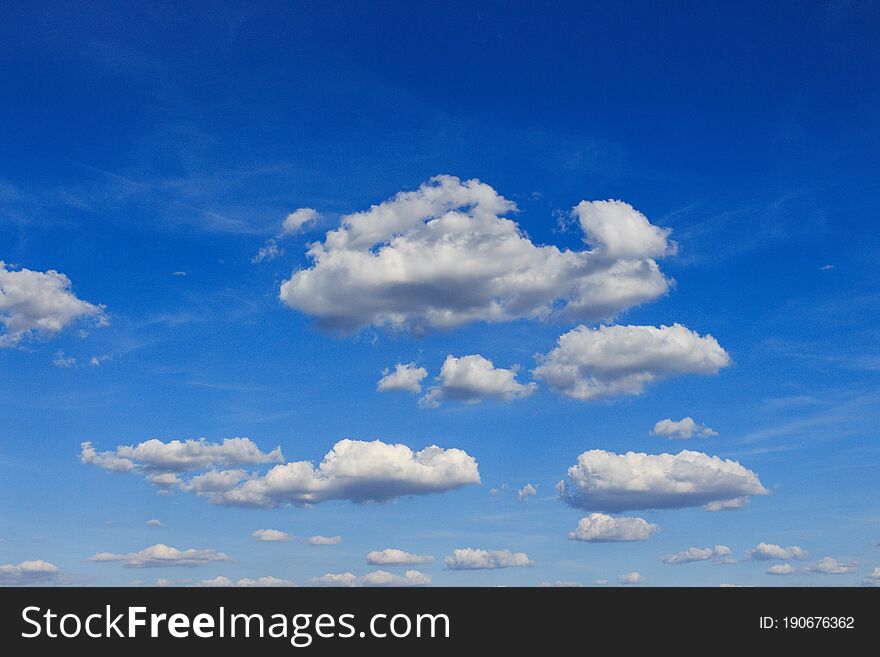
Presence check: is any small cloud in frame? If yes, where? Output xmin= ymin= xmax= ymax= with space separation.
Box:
xmin=445 ymin=548 xmax=533 ymax=570
xmin=540 ymin=580 xmax=583 ymax=587
xmin=820 ymin=264 xmax=834 ymax=271
xmin=366 ymin=549 xmax=434 ymax=566
xmin=767 ymin=563 xmax=796 ymax=575
xmin=252 ymin=239 xmax=284 ymax=263
xmin=807 ymin=556 xmax=857 ymax=575
xmin=52 ymin=351 xmax=77 ymax=368
xmin=252 ymin=529 xmax=291 ymax=542
xmin=619 ymin=571 xmax=643 ymax=585
xmin=90 ymin=355 xmax=110 ymax=367
xmin=516 ymin=483 xmax=537 ymax=502
xmin=748 ymin=543 xmax=808 ymax=561
xmin=651 ymin=417 xmax=717 ymax=439
xmin=145 ymin=519 xmax=164 ymax=527
xmin=489 ymin=484 xmax=509 ymax=497
xmin=253 ymin=208 xmax=320 ymax=264
xmin=377 ymin=362 xmax=428 ymax=393
xmin=0 ymin=560 xmax=64 ymax=585
xmin=88 ymin=544 xmax=230 ymax=568
xmin=592 ymin=579 xmax=609 ymax=586
xmin=171 ymin=271 xmax=187 ymax=277
xmin=281 ymin=208 xmax=319 ymax=236
xmin=662 ymin=545 xmax=732 ymax=565
xmin=307 ymin=535 xmax=342 ymax=546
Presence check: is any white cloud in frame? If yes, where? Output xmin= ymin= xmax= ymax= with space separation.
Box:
xmin=593 ymin=579 xmax=609 ymax=586
xmin=808 ymin=557 xmax=857 ymax=575
xmin=421 ymin=354 xmax=536 ymax=407
xmin=89 ymin=354 xmax=110 ymax=367
xmin=198 ymin=575 xmax=296 ymax=587
xmin=558 ymin=449 xmax=767 ymax=512
xmin=517 ymin=483 xmax=537 ymax=502
xmin=540 ymin=581 xmax=583 ymax=587
xmin=80 ymin=438 xmax=283 ymax=473
xmin=52 ymin=351 xmax=77 ymax=368
xmin=444 ymin=548 xmax=533 ymax=570
xmin=533 ymin=324 xmax=731 ymax=401
xmin=145 ymin=519 xmax=164 ymax=527
xmin=0 ymin=560 xmax=62 ymax=585
xmin=84 ymin=437 xmax=480 ymax=508
xmin=88 ymin=544 xmax=230 ymax=568
xmin=704 ymin=497 xmax=749 ymax=512
xmin=184 ymin=469 xmax=248 ymax=493
xmin=748 ymin=543 xmax=809 ymax=561
xmin=377 ymin=362 xmax=428 ymax=393
xmin=307 ymin=535 xmax=342 ymax=546
xmin=360 ymin=570 xmax=431 ymax=587
xmin=619 ymin=571 xmax=643 ymax=585
xmin=0 ymin=261 xmax=106 ymax=347
xmin=209 ymin=439 xmax=480 ymax=508
xmin=366 ymin=549 xmax=434 ymax=566
xmin=251 ymin=529 xmax=291 ymax=542
xmin=253 ymin=209 xmax=320 ymax=264
xmin=661 ymin=545 xmax=732 ymax=565
xmin=866 ymin=567 xmax=880 ymax=581
xmin=308 ymin=572 xmax=359 ymax=587
xmin=651 ymin=417 xmax=717 ymax=439
xmin=767 ymin=564 xmax=796 ymax=575
xmin=252 ymin=239 xmax=284 ymax=263
xmin=568 ymin=513 xmax=658 ymax=542
xmin=281 ymin=208 xmax=319 ymax=236
xmin=279 ymin=176 xmax=673 ymax=333
xmin=309 ymin=570 xmax=430 ymax=587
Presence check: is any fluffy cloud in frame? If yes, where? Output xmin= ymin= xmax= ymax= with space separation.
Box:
xmin=88 ymin=544 xmax=230 ymax=568
xmin=199 ymin=576 xmax=296 ymax=587
xmin=517 ymin=483 xmax=537 ymax=502
xmin=377 ymin=363 xmax=428 ymax=393
xmin=767 ymin=564 xmax=796 ymax=575
xmin=444 ymin=548 xmax=533 ymax=570
xmin=281 ymin=208 xmax=319 ymax=236
xmin=366 ymin=549 xmax=434 ymax=566
xmin=80 ymin=438 xmax=283 ymax=473
xmin=558 ymin=449 xmax=767 ymax=512
xmin=651 ymin=417 xmax=718 ymax=439
xmin=533 ymin=324 xmax=731 ymax=401
xmin=661 ymin=545 xmax=732 ymax=565
xmin=307 ymin=535 xmax=342 ymax=546
xmin=568 ymin=513 xmax=658 ymax=542
xmin=0 ymin=262 xmax=106 ymax=347
xmin=210 ymin=439 xmax=480 ymax=507
xmin=619 ymin=571 xmax=643 ymax=585
xmin=748 ymin=543 xmax=808 ymax=561
xmin=83 ymin=437 xmax=480 ymax=508
xmin=420 ymin=354 xmax=536 ymax=407
xmin=0 ymin=560 xmax=63 ymax=585
xmin=253 ymin=208 xmax=320 ymax=263
xmin=279 ymin=176 xmax=673 ymax=333
xmin=309 ymin=570 xmax=430 ymax=587
xmin=145 ymin=519 xmax=164 ymax=527
xmin=808 ymin=557 xmax=857 ymax=575
xmin=251 ymin=529 xmax=291 ymax=542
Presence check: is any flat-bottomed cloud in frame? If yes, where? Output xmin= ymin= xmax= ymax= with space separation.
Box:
xmin=280 ymin=176 xmax=674 ymax=332
xmin=557 ymin=449 xmax=767 ymax=512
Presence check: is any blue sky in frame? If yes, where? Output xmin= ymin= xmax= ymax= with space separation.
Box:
xmin=1 ymin=1 xmax=879 ymax=587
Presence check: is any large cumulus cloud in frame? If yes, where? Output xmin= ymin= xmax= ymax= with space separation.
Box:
xmin=279 ymin=176 xmax=674 ymax=332
xmin=557 ymin=449 xmax=767 ymax=512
